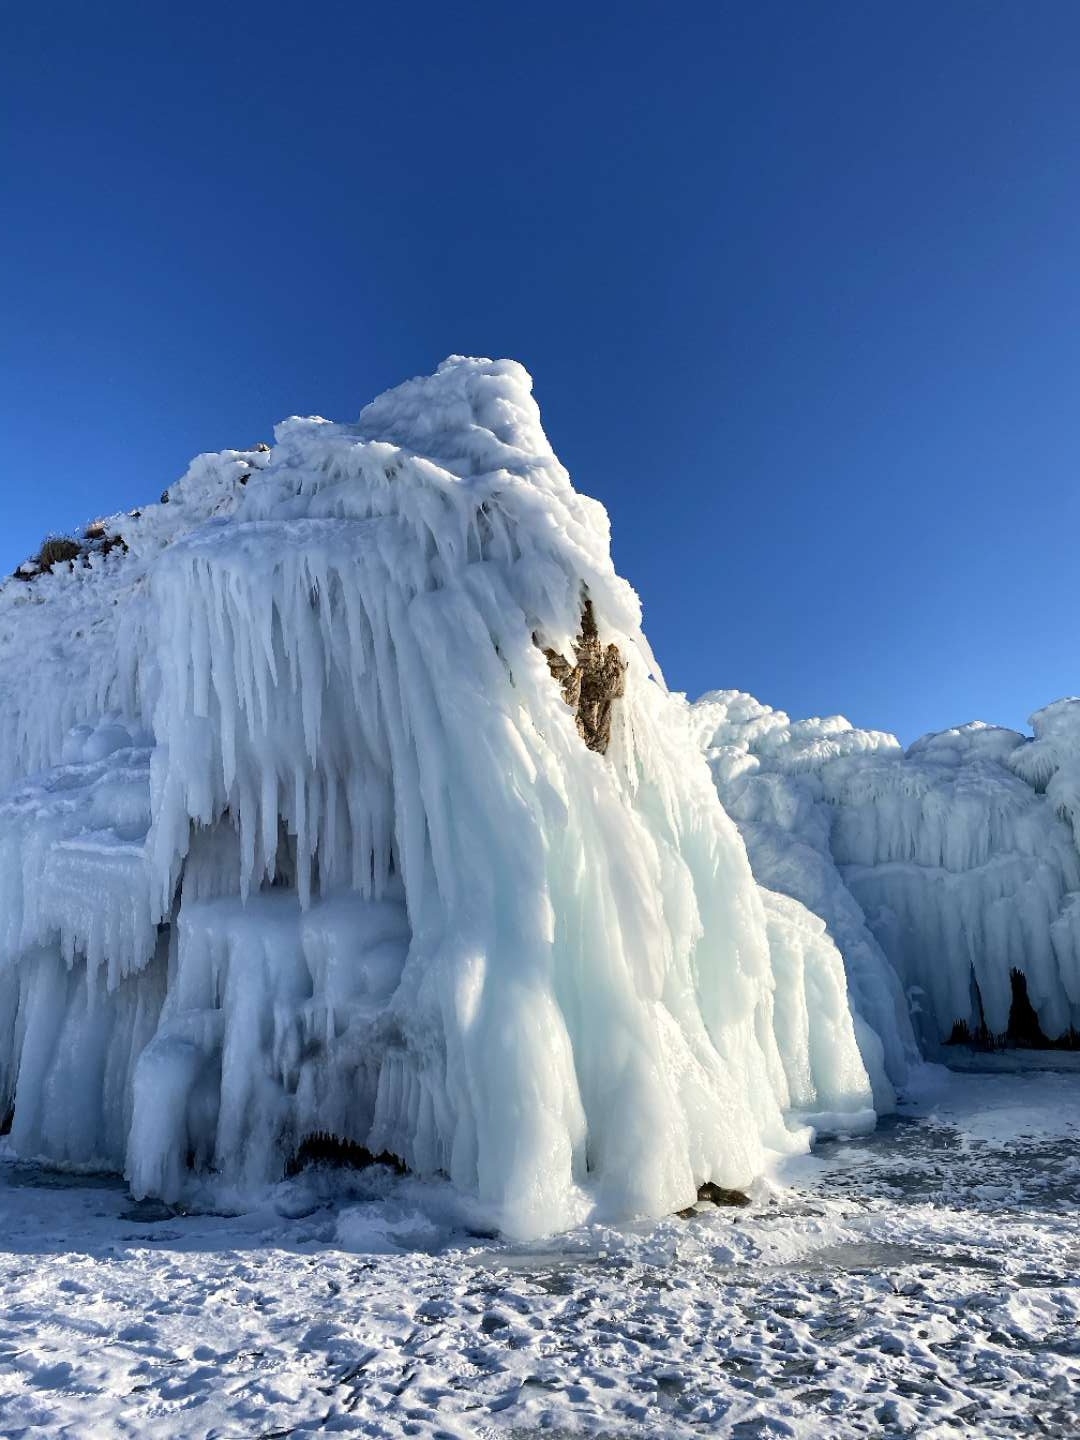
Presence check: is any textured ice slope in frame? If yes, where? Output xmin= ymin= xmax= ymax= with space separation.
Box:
xmin=0 ymin=358 xmax=875 ymax=1238
xmin=694 ymin=691 xmax=1080 ymax=1053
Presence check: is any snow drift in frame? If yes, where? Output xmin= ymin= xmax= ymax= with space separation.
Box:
xmin=693 ymin=691 xmax=1080 ymax=1056
xmin=0 ymin=358 xmax=875 ymax=1238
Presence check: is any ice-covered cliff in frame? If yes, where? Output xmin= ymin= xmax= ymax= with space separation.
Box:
xmin=0 ymin=358 xmax=876 ymax=1238
xmin=693 ymin=692 xmax=1080 ymax=1056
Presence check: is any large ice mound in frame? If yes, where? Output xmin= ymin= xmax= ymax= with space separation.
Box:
xmin=693 ymin=691 xmax=1080 ymax=1055
xmin=0 ymin=358 xmax=876 ymax=1238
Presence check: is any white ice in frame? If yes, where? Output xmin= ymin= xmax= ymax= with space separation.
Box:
xmin=0 ymin=358 xmax=874 ymax=1237
xmin=693 ymin=690 xmax=1080 ymax=1053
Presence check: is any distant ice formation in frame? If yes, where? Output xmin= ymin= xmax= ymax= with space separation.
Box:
xmin=692 ymin=692 xmax=1080 ymax=1056
xmin=0 ymin=358 xmax=876 ymax=1238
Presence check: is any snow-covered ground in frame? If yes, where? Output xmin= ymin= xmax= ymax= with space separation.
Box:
xmin=1 ymin=1066 xmax=1076 ymax=1439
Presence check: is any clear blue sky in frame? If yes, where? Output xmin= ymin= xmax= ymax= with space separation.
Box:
xmin=3 ymin=3 xmax=1079 ymax=743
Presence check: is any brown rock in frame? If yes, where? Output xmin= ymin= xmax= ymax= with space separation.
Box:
xmin=697 ymin=1181 xmax=751 ymax=1207
xmin=541 ymin=597 xmax=626 ymax=755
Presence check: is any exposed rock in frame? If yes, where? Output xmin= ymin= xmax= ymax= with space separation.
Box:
xmin=541 ymin=598 xmax=626 ymax=754
xmin=84 ymin=521 xmax=129 ymax=559
xmin=698 ymin=1181 xmax=751 ymax=1207
xmin=96 ymin=533 xmax=129 ymax=558
xmin=676 ymin=1183 xmax=752 ymax=1219
xmin=7 ymin=525 xmax=133 ymax=590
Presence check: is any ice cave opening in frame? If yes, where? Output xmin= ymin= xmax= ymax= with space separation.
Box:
xmin=947 ymin=968 xmax=1080 ymax=1052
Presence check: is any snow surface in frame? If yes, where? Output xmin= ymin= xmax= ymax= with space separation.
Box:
xmin=0 ymin=1067 xmax=1075 ymax=1438
xmin=0 ymin=358 xmax=876 ymax=1239
xmin=693 ymin=690 xmax=1080 ymax=1052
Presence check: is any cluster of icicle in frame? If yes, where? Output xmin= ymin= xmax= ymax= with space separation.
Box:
xmin=0 ymin=358 xmax=877 ymax=1238
xmin=692 ymin=691 xmax=1080 ymax=1052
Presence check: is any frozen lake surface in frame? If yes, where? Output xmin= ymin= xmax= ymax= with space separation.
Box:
xmin=0 ymin=1066 xmax=1077 ymax=1438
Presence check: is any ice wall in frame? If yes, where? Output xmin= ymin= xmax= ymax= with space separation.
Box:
xmin=691 ymin=692 xmax=918 ymax=1094
xmin=693 ymin=692 xmax=1080 ymax=1054
xmin=0 ymin=358 xmax=875 ymax=1237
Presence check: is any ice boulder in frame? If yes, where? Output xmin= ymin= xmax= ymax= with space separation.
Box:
xmin=0 ymin=358 xmax=875 ymax=1237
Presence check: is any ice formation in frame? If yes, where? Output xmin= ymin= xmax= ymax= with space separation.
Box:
xmin=0 ymin=358 xmax=876 ymax=1238
xmin=693 ymin=692 xmax=1080 ymax=1058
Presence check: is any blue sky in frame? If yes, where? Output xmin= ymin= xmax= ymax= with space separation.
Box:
xmin=2 ymin=2 xmax=1079 ymax=743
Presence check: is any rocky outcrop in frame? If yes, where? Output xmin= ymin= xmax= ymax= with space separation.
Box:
xmin=542 ymin=598 xmax=626 ymax=754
